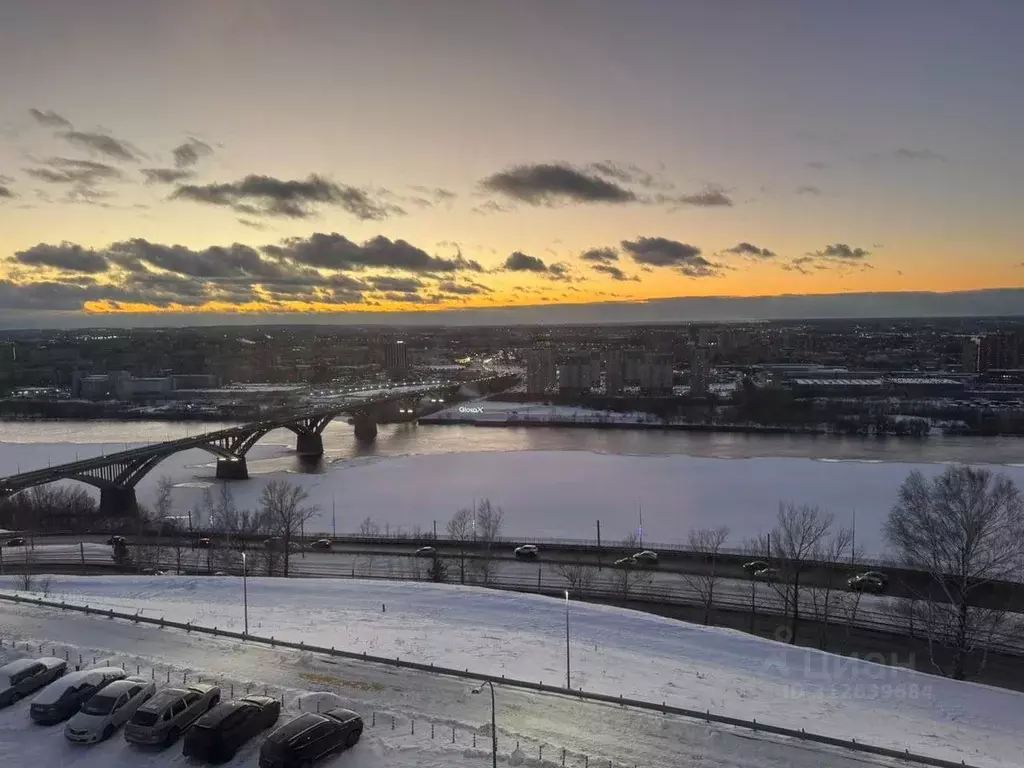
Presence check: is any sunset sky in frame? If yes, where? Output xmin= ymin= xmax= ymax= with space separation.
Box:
xmin=1 ymin=0 xmax=1022 ymax=325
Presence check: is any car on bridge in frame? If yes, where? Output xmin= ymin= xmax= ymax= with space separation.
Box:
xmin=614 ymin=555 xmax=637 ymax=568
xmin=310 ymin=539 xmax=332 ymax=551
xmin=258 ymin=708 xmax=363 ymax=768
xmin=858 ymin=570 xmax=889 ymax=588
xmin=196 ymin=538 xmax=213 ymax=549
xmin=415 ymin=546 xmax=436 ymax=557
xmin=743 ymin=560 xmax=769 ymax=574
xmin=514 ymin=544 xmax=539 ymax=559
xmin=182 ymin=694 xmax=281 ymax=763
xmin=633 ymin=550 xmax=659 ymax=564
xmin=753 ymin=567 xmax=780 ymax=581
xmin=847 ymin=573 xmax=885 ymax=593
xmin=64 ymin=675 xmax=156 ymax=743
xmin=5 ymin=537 xmax=26 ymax=547
xmin=30 ymin=666 xmax=127 ymax=725
xmin=0 ymin=657 xmax=67 ymax=708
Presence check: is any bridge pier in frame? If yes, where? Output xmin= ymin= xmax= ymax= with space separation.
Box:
xmin=353 ymin=413 xmax=378 ymax=443
xmin=296 ymin=432 xmax=325 ymax=458
xmin=99 ymin=487 xmax=139 ymax=518
xmin=215 ymin=456 xmax=249 ymax=480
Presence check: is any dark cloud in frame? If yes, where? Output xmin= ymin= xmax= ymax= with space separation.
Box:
xmin=481 ymin=163 xmax=636 ymax=205
xmin=621 ymin=236 xmax=719 ymax=277
xmin=548 ymin=263 xmax=573 ymax=281
xmin=0 ymin=185 xmax=13 ymax=199
xmin=471 ymin=200 xmax=511 ymax=215
xmin=60 ymin=131 xmax=139 ymax=162
xmin=503 ymin=251 xmax=550 ymax=272
xmin=796 ymin=185 xmax=821 ymax=196
xmin=141 ymin=168 xmax=194 ymax=184
xmin=172 ymin=174 xmax=402 ymax=220
xmin=14 ymin=242 xmax=110 ymax=274
xmin=893 ymin=148 xmax=946 ymax=162
xmin=367 ymin=275 xmax=424 ymax=292
xmin=28 ymin=109 xmax=73 ymax=129
xmin=172 ymin=138 xmax=213 ymax=168
xmin=724 ymin=242 xmax=777 ymax=259
xmin=660 ymin=186 xmax=733 ymax=208
xmin=580 ymin=247 xmax=618 ymax=264
xmin=586 ymin=162 xmax=667 ymax=189
xmin=812 ymin=243 xmax=871 ymax=261
xmin=438 ymin=279 xmax=491 ymax=295
xmin=382 ymin=291 xmax=441 ymax=304
xmin=25 ymin=157 xmax=122 ymax=185
xmin=591 ymin=264 xmax=638 ymax=282
xmin=263 ymin=233 xmax=482 ymax=273
xmin=409 ymin=185 xmax=457 ymax=204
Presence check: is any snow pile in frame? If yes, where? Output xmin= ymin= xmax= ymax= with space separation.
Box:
xmin=1 ymin=575 xmax=1020 ymax=767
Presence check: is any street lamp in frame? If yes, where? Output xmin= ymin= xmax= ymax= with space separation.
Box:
xmin=470 ymin=681 xmax=497 ymax=768
xmin=238 ymin=552 xmax=248 ymax=636
xmin=564 ymin=590 xmax=571 ymax=689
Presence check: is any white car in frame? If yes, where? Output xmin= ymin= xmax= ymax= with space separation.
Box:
xmin=64 ymin=676 xmax=156 ymax=743
xmin=514 ymin=545 xmax=539 ymax=559
xmin=633 ymin=550 xmax=659 ymax=563
xmin=30 ymin=666 xmax=126 ymax=725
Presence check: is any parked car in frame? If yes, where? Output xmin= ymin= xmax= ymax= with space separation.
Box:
xmin=633 ymin=550 xmax=659 ymax=564
xmin=858 ymin=570 xmax=889 ymax=587
xmin=105 ymin=535 xmax=126 ymax=546
xmin=5 ymin=537 xmax=26 ymax=547
xmin=514 ymin=544 xmax=539 ymax=559
xmin=124 ymin=682 xmax=221 ymax=747
xmin=753 ymin=567 xmax=780 ymax=581
xmin=742 ymin=560 xmax=769 ymax=573
xmin=183 ymin=695 xmax=281 ymax=763
xmin=64 ymin=676 xmax=155 ymax=743
xmin=0 ymin=657 xmax=67 ymax=708
xmin=847 ymin=573 xmax=885 ymax=593
xmin=415 ymin=546 xmax=436 ymax=557
xmin=30 ymin=666 xmax=126 ymax=725
xmin=310 ymin=539 xmax=332 ymax=551
xmin=613 ymin=556 xmax=637 ymax=568
xmin=258 ymin=708 xmax=363 ymax=768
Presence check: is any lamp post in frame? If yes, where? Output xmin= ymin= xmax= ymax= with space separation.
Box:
xmin=471 ymin=681 xmax=497 ymax=768
xmin=565 ymin=590 xmax=571 ymax=689
xmin=239 ymin=552 xmax=248 ymax=636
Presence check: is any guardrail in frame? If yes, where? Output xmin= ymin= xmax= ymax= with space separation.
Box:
xmin=0 ymin=591 xmax=981 ymax=768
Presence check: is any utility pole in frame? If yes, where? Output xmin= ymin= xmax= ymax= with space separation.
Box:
xmin=638 ymin=502 xmax=643 ymax=549
xmin=851 ymin=508 xmax=856 ymax=565
xmin=332 ymin=497 xmax=336 ymax=538
xmin=596 ymin=520 xmax=602 ymax=569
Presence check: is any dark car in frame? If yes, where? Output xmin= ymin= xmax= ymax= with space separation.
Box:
xmin=29 ymin=667 xmax=126 ymax=725
xmin=848 ymin=573 xmax=885 ymax=593
xmin=0 ymin=657 xmax=67 ymax=708
xmin=309 ymin=539 xmax=332 ymax=551
xmin=258 ymin=708 xmax=362 ymax=768
xmin=196 ymin=538 xmax=213 ymax=549
xmin=183 ymin=695 xmax=281 ymax=764
xmin=743 ymin=560 xmax=769 ymax=573
xmin=5 ymin=537 xmax=27 ymax=547
xmin=105 ymin=535 xmax=127 ymax=546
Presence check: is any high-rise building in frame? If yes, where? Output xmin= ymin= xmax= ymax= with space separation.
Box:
xmin=525 ymin=349 xmax=556 ymax=394
xmin=970 ymin=333 xmax=1020 ymax=373
xmin=690 ymin=345 xmax=710 ymax=397
xmin=558 ymin=351 xmax=600 ymax=394
xmin=606 ymin=349 xmax=673 ymax=395
xmin=384 ymin=340 xmax=408 ymax=372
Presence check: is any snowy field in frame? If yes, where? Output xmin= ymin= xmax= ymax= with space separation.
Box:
xmin=0 ymin=575 xmax=1020 ymax=768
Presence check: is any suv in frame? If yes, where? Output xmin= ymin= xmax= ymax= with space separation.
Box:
xmin=0 ymin=657 xmax=67 ymax=708
xmin=514 ymin=544 xmax=539 ymax=559
xmin=259 ymin=708 xmax=363 ymax=768
xmin=183 ymin=695 xmax=281 ymax=763
xmin=30 ymin=666 xmax=126 ymax=724
xmin=310 ymin=539 xmax=332 ymax=551
xmin=124 ymin=682 xmax=221 ymax=747
xmin=64 ymin=676 xmax=155 ymax=743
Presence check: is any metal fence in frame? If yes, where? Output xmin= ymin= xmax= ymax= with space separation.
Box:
xmin=0 ymin=593 xmax=982 ymax=768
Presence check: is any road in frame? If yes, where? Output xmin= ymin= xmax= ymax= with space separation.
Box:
xmin=0 ymin=600 xmax=923 ymax=768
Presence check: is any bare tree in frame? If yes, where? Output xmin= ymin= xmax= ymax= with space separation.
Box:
xmin=471 ymin=499 xmax=505 ymax=585
xmin=446 ymin=507 xmax=473 ymax=585
xmin=885 ymin=466 xmax=1024 ymax=679
xmin=621 ymin=530 xmax=639 ymax=549
xmin=770 ymin=503 xmax=834 ymax=645
xmin=259 ymin=480 xmax=318 ymax=578
xmin=742 ymin=533 xmax=771 ymax=633
xmin=682 ymin=526 xmax=730 ymax=625
xmin=357 ymin=517 xmax=381 ymax=575
xmin=151 ymin=476 xmax=175 ymax=572
xmin=805 ymin=526 xmax=853 ymax=649
xmin=608 ymin=560 xmax=653 ymax=600
xmin=553 ymin=556 xmax=597 ymax=596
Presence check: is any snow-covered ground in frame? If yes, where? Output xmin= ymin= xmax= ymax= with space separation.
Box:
xmin=0 ymin=575 xmax=1020 ymax=768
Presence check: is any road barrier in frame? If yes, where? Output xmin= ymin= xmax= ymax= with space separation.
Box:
xmin=0 ymin=591 xmax=981 ymax=768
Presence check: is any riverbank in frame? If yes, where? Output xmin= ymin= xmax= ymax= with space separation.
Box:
xmin=424 ymin=414 xmax=827 ymax=434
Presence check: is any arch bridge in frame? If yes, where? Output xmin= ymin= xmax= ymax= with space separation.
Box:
xmin=0 ymin=376 xmax=515 ymax=517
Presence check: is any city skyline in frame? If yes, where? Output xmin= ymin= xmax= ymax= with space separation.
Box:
xmin=1 ymin=0 xmax=1023 ymax=326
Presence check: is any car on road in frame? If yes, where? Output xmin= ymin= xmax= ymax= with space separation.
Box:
xmin=753 ymin=567 xmax=780 ymax=581
xmin=310 ymin=539 xmax=332 ymax=551
xmin=514 ymin=544 xmax=539 ymax=559
xmin=613 ymin=555 xmax=637 ymax=568
xmin=263 ymin=538 xmax=280 ymax=549
xmin=0 ymin=657 xmax=67 ymax=708
xmin=415 ymin=546 xmax=436 ymax=557
xmin=105 ymin=535 xmax=126 ymax=546
xmin=847 ymin=573 xmax=885 ymax=593
xmin=743 ymin=560 xmax=769 ymax=573
xmin=125 ymin=682 xmax=221 ymax=747
xmin=633 ymin=550 xmax=659 ymax=564
xmin=5 ymin=537 xmax=26 ymax=547
xmin=30 ymin=666 xmax=126 ymax=725
xmin=196 ymin=538 xmax=213 ymax=549
xmin=858 ymin=570 xmax=889 ymax=587
xmin=183 ymin=694 xmax=281 ymax=763
xmin=64 ymin=676 xmax=155 ymax=743
xmin=258 ymin=708 xmax=363 ymax=768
